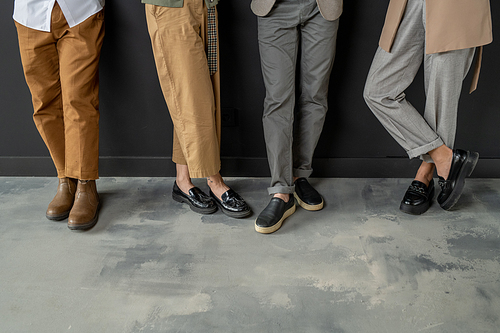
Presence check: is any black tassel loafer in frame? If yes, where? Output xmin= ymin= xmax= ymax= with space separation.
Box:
xmin=255 ymin=194 xmax=296 ymax=234
xmin=209 ymin=189 xmax=251 ymax=218
xmin=399 ymin=180 xmax=435 ymax=215
xmin=172 ymin=181 xmax=217 ymax=214
xmin=437 ymin=149 xmax=479 ymax=210
xmin=293 ymin=178 xmax=324 ymax=211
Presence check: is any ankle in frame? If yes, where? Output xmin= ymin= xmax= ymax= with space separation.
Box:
xmin=207 ymin=174 xmax=230 ymax=200
xmin=414 ymin=175 xmax=431 ymax=186
xmin=273 ymin=193 xmax=290 ymax=202
xmin=414 ymin=171 xmax=434 ymax=185
xmin=176 ymin=178 xmax=194 ymax=194
xmin=435 ymin=155 xmax=453 ymax=180
xmin=414 ymin=162 xmax=435 ymax=186
xmin=207 ymin=172 xmax=228 ymax=187
xmin=207 ymin=176 xmax=223 ymax=187
xmin=429 ymin=146 xmax=453 ymax=179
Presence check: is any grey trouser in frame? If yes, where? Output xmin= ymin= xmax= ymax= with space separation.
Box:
xmin=363 ymin=0 xmax=475 ymax=163
xmin=258 ymin=0 xmax=339 ymax=195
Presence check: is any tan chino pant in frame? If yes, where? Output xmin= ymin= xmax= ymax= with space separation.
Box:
xmin=146 ymin=1 xmax=222 ymax=179
xmin=15 ymin=3 xmax=104 ymax=180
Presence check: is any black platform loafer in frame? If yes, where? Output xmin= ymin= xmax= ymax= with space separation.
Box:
xmin=399 ymin=180 xmax=435 ymax=215
xmin=209 ymin=188 xmax=251 ymax=218
xmin=172 ymin=182 xmax=217 ymax=214
xmin=293 ymin=178 xmax=324 ymax=211
xmin=437 ymin=149 xmax=479 ymax=210
xmin=255 ymin=194 xmax=296 ymax=234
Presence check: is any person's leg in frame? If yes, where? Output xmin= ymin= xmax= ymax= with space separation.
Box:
xmin=175 ymin=164 xmax=195 ymax=195
xmin=15 ymin=22 xmax=65 ymax=177
xmin=363 ymin=0 xmax=480 ymax=214
xmin=58 ymin=9 xmax=104 ymax=181
xmin=292 ymin=3 xmax=339 ymax=211
xmin=146 ymin=2 xmax=220 ymax=179
xmin=198 ymin=6 xmax=240 ymax=204
xmin=414 ymin=33 xmax=476 ymax=187
xmin=146 ymin=3 xmax=249 ymax=217
xmin=416 ymin=8 xmax=477 ymax=210
xmin=258 ymin=2 xmax=300 ymax=198
xmin=15 ymin=5 xmax=76 ymax=221
xmin=293 ymin=5 xmax=338 ymax=179
xmin=192 ymin=10 xmax=250 ymax=215
xmin=364 ymin=0 xmax=442 ymax=158
xmin=56 ymin=8 xmax=105 ymax=229
xmin=414 ymin=161 xmax=435 ymax=185
xmin=420 ymin=47 xmax=476 ymax=166
xmin=366 ymin=0 xmax=478 ymax=213
xmin=255 ymin=1 xmax=302 ymax=233
xmin=364 ymin=0 xmax=439 ymax=215
xmin=410 ymin=14 xmax=477 ymax=212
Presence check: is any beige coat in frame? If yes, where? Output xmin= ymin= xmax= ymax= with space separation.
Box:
xmin=379 ymin=0 xmax=493 ymax=92
xmin=380 ymin=0 xmax=492 ymax=54
xmin=251 ymin=0 xmax=343 ymax=21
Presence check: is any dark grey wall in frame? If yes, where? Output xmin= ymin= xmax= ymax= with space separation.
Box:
xmin=1 ymin=1 xmax=499 ymax=178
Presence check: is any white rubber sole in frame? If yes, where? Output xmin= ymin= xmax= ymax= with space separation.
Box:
xmin=255 ymin=204 xmax=296 ymax=234
xmin=294 ymin=193 xmax=324 ymax=211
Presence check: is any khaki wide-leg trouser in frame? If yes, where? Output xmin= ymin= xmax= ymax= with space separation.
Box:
xmin=15 ymin=3 xmax=104 ymax=180
xmin=145 ymin=1 xmax=222 ymax=179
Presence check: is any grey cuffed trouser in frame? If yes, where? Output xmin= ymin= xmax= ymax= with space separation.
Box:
xmin=363 ymin=0 xmax=475 ymax=163
xmin=258 ymin=0 xmax=339 ymax=195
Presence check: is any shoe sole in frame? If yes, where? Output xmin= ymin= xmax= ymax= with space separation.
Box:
xmin=440 ymin=151 xmax=479 ymax=211
xmin=293 ymin=193 xmax=324 ymax=211
xmin=399 ymin=187 xmax=435 ymax=215
xmin=67 ymin=203 xmax=100 ymax=231
xmin=254 ymin=204 xmax=296 ymax=234
xmin=172 ymin=192 xmax=217 ymax=215
xmin=46 ymin=211 xmax=70 ymax=221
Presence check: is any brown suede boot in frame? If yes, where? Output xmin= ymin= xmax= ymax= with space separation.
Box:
xmin=68 ymin=180 xmax=100 ymax=230
xmin=46 ymin=178 xmax=77 ymax=221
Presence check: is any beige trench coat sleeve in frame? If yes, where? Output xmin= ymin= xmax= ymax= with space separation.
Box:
xmin=378 ymin=0 xmax=493 ymax=92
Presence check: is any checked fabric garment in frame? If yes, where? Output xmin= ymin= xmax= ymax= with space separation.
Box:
xmin=207 ymin=6 xmax=217 ymax=75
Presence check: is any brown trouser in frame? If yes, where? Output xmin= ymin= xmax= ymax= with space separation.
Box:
xmin=146 ymin=1 xmax=222 ymax=178
xmin=15 ymin=3 xmax=105 ymax=180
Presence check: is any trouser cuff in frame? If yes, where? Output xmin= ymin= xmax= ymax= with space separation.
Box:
xmin=65 ymin=169 xmax=99 ymax=180
xmin=268 ymin=185 xmax=295 ymax=195
xmin=407 ymin=138 xmax=444 ymax=160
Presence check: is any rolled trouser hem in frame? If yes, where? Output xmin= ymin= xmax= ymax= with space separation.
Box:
xmin=268 ymin=185 xmax=295 ymax=195
xmin=421 ymin=140 xmax=455 ymax=163
xmin=187 ymin=166 xmax=221 ymax=179
xmin=172 ymin=154 xmax=187 ymax=166
xmin=407 ymin=138 xmax=444 ymax=159
xmin=172 ymin=157 xmax=221 ymax=179
xmin=65 ymin=169 xmax=99 ymax=180
xmin=293 ymin=168 xmax=313 ymax=179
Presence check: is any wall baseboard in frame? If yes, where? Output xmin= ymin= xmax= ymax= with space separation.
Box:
xmin=1 ymin=156 xmax=499 ymax=178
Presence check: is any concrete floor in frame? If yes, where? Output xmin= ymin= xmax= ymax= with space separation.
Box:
xmin=0 ymin=177 xmax=499 ymax=333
